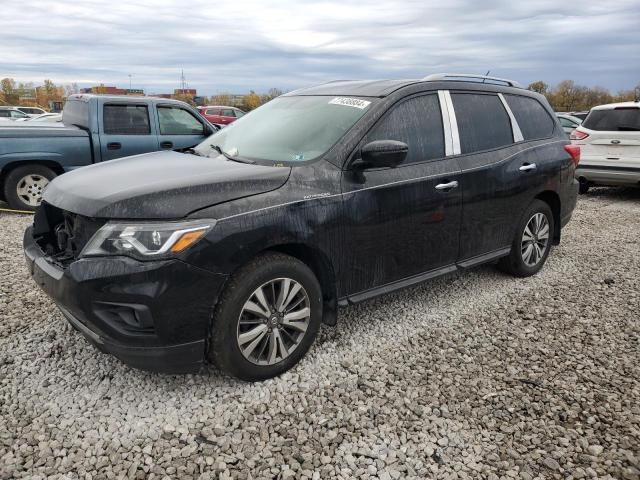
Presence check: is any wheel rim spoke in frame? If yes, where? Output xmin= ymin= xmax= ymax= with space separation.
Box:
xmin=283 ymin=307 xmax=310 ymax=323
xmin=238 ymin=325 xmax=268 ymax=357
xmin=243 ymin=300 xmax=269 ymax=319
xmin=281 ymin=283 xmax=302 ymax=312
xmin=275 ymin=278 xmax=291 ymax=312
xmin=237 ymin=277 xmax=310 ymax=366
xmin=253 ymin=287 xmax=271 ymax=314
xmin=521 ymin=212 xmax=550 ymax=267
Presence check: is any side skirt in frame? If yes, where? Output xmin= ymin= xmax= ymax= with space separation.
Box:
xmin=338 ymin=247 xmax=511 ymax=306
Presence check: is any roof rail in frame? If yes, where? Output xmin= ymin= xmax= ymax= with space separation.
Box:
xmin=423 ymin=73 xmax=522 ymax=88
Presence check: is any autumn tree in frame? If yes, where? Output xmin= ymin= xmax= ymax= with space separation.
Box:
xmin=527 ymin=81 xmax=549 ymax=95
xmin=1 ymin=78 xmax=19 ymax=105
xmin=242 ymin=90 xmax=261 ymax=111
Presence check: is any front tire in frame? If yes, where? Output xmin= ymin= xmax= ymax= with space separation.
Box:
xmin=4 ymin=165 xmax=56 ymax=211
xmin=498 ymin=200 xmax=554 ymax=277
xmin=209 ymin=252 xmax=322 ymax=381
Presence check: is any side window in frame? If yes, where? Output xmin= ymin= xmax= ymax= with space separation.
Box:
xmin=235 ymin=110 xmax=245 ymax=118
xmin=221 ymin=109 xmax=235 ymax=117
xmin=205 ymin=109 xmax=220 ymax=116
xmin=103 ymin=105 xmax=150 ymax=135
xmin=451 ymin=93 xmax=513 ymax=154
xmin=157 ymin=106 xmax=204 ymax=135
xmin=365 ymin=94 xmax=445 ymax=164
xmin=505 ymin=94 xmax=555 ymax=140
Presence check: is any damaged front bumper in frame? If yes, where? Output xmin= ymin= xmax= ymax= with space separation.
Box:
xmin=24 ymin=226 xmax=227 ymax=373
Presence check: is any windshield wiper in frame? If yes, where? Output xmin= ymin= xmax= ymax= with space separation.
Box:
xmin=210 ymin=144 xmax=255 ymax=164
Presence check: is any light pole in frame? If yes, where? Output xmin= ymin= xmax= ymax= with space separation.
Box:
xmin=128 ymin=74 xmax=133 ymax=91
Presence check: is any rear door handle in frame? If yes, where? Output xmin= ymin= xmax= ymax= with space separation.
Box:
xmin=160 ymin=141 xmax=174 ymax=149
xmin=519 ymin=163 xmax=537 ymax=172
xmin=435 ymin=180 xmax=459 ymax=191
xmin=106 ymin=142 xmax=121 ymax=150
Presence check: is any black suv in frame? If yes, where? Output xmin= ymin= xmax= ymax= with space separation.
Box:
xmin=24 ymin=74 xmax=579 ymax=381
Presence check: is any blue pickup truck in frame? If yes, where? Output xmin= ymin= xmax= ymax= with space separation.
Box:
xmin=0 ymin=94 xmax=217 ymax=210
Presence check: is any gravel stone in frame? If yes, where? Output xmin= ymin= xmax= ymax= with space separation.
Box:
xmin=1 ymin=187 xmax=640 ymax=479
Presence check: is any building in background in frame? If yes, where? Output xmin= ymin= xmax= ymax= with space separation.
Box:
xmin=80 ymin=85 xmax=145 ymax=95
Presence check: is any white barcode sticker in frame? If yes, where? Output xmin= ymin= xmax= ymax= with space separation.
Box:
xmin=328 ymin=97 xmax=371 ymax=109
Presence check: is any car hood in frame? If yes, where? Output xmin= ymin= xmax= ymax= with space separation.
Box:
xmin=43 ymin=150 xmax=291 ymax=219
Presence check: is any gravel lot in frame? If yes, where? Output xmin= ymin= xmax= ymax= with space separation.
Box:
xmin=1 ymin=189 xmax=639 ymax=480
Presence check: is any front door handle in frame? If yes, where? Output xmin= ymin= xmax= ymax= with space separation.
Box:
xmin=106 ymin=142 xmax=121 ymax=150
xmin=519 ymin=163 xmax=537 ymax=172
xmin=160 ymin=141 xmax=174 ymax=149
xmin=435 ymin=180 xmax=459 ymax=191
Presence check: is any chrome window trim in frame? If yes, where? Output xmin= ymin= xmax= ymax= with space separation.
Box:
xmin=498 ymin=93 xmax=524 ymax=142
xmin=442 ymin=91 xmax=461 ymax=155
xmin=437 ymin=90 xmax=454 ymax=156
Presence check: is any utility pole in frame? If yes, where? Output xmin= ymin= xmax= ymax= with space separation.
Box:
xmin=128 ymin=74 xmax=132 ymax=91
xmin=180 ymin=69 xmax=186 ymax=93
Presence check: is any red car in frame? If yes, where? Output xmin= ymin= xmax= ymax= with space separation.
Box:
xmin=197 ymin=106 xmax=245 ymax=125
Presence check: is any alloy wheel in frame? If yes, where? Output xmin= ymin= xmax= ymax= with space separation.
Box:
xmin=236 ymin=278 xmax=311 ymax=365
xmin=521 ymin=212 xmax=550 ymax=267
xmin=16 ymin=174 xmax=49 ymax=207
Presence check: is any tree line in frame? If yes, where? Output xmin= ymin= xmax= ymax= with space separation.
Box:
xmin=0 ymin=77 xmax=284 ymax=111
xmin=0 ymin=78 xmax=77 ymax=108
xmin=2 ymin=76 xmax=638 ymax=113
xmin=527 ymin=80 xmax=639 ymax=112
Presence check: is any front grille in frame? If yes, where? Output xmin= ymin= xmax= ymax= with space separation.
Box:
xmin=33 ymin=202 xmax=106 ymax=267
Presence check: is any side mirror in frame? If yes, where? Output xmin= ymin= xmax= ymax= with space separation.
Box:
xmin=356 ymin=140 xmax=408 ymax=169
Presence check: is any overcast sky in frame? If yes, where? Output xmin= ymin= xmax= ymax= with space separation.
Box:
xmin=2 ymin=0 xmax=639 ymax=95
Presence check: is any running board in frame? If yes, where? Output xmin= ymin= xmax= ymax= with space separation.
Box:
xmin=338 ymin=247 xmax=511 ymax=306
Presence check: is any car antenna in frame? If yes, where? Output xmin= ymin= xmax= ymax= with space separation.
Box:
xmin=482 ymin=70 xmax=490 ymax=83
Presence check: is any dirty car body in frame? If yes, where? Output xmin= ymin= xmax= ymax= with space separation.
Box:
xmin=24 ymin=76 xmax=579 ymax=377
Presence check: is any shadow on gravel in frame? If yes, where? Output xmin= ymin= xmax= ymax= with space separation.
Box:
xmin=581 ymin=186 xmax=640 ymax=202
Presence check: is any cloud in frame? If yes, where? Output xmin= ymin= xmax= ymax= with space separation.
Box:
xmin=1 ymin=0 xmax=639 ymax=93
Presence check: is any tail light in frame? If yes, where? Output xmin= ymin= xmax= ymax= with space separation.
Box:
xmin=570 ymin=130 xmax=589 ymax=141
xmin=564 ymin=144 xmax=580 ymax=166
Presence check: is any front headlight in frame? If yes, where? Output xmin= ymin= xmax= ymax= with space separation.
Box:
xmin=80 ymin=219 xmax=214 ymax=259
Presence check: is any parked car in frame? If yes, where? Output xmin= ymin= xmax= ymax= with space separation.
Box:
xmin=18 ymin=113 xmax=63 ymax=123
xmin=568 ymin=111 xmax=589 ymax=121
xmin=571 ymin=101 xmax=640 ymax=193
xmin=197 ymin=105 xmax=245 ymax=125
xmin=16 ymin=106 xmax=48 ymax=117
xmin=0 ymin=107 xmax=30 ymax=120
xmin=556 ymin=113 xmax=582 ymax=134
xmin=24 ymin=74 xmax=579 ymax=380
xmin=0 ymin=94 xmax=217 ymax=210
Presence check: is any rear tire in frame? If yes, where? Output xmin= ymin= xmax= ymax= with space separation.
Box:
xmin=4 ymin=165 xmax=56 ymax=211
xmin=209 ymin=252 xmax=322 ymax=381
xmin=498 ymin=200 xmax=554 ymax=277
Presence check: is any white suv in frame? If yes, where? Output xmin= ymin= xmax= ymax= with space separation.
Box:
xmin=571 ymin=102 xmax=640 ymax=193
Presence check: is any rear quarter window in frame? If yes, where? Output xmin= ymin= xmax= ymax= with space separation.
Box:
xmin=451 ymin=93 xmax=513 ymax=154
xmin=63 ymin=100 xmax=89 ymax=127
xmin=583 ymin=108 xmax=640 ymax=131
xmin=504 ymin=94 xmax=555 ymax=140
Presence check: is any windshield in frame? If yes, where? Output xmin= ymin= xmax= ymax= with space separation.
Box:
xmin=194 ymin=95 xmax=375 ymax=164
